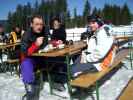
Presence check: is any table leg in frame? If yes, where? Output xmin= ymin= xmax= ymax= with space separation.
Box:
xmin=46 ymin=61 xmax=53 ymax=95
xmin=66 ymin=55 xmax=73 ymax=100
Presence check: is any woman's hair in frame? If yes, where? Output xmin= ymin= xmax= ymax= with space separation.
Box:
xmin=50 ymin=17 xmax=61 ymax=28
xmin=12 ymin=26 xmax=21 ymax=32
xmin=52 ymin=17 xmax=61 ymax=23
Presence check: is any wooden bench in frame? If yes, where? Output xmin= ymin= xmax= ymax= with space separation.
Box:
xmin=70 ymin=49 xmax=129 ymax=100
xmin=118 ymin=78 xmax=133 ymax=100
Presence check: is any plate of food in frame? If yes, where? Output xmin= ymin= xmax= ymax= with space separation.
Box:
xmin=39 ymin=44 xmax=55 ymax=53
xmin=58 ymin=44 xmax=65 ymax=49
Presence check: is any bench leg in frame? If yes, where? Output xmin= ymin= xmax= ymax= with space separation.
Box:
xmin=9 ymin=64 xmax=13 ymax=75
xmin=96 ymin=81 xmax=100 ymax=100
xmin=14 ymin=63 xmax=18 ymax=75
xmin=2 ymin=62 xmax=8 ymax=72
xmin=129 ymin=49 xmax=133 ymax=69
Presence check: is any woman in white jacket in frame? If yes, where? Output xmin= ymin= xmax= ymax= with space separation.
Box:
xmin=72 ymin=15 xmax=116 ymax=77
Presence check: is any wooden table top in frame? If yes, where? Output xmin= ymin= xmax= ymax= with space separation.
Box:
xmin=0 ymin=42 xmax=21 ymax=49
xmin=32 ymin=41 xmax=87 ymax=57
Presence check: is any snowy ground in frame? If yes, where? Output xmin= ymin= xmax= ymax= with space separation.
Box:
xmin=0 ymin=57 xmax=132 ymax=100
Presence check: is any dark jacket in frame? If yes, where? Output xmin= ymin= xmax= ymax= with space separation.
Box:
xmin=0 ymin=32 xmax=8 ymax=42
xmin=21 ymin=27 xmax=48 ymax=60
xmin=51 ymin=26 xmax=66 ymax=43
xmin=16 ymin=31 xmax=21 ymax=39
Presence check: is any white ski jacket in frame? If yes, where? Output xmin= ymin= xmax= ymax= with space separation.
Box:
xmin=82 ymin=24 xmax=116 ymax=71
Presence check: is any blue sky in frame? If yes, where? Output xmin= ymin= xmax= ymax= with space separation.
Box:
xmin=0 ymin=0 xmax=133 ymax=20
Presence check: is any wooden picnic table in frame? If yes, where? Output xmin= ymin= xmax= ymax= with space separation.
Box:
xmin=32 ymin=41 xmax=87 ymax=99
xmin=32 ymin=41 xmax=87 ymax=57
xmin=31 ymin=41 xmax=131 ymax=100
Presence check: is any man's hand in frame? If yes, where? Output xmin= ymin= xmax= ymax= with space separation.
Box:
xmin=35 ymin=37 xmax=44 ymax=47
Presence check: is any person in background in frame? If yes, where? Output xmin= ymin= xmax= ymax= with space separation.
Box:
xmin=14 ymin=26 xmax=22 ymax=39
xmin=0 ymin=24 xmax=8 ymax=63
xmin=72 ymin=15 xmax=116 ymax=77
xmin=9 ymin=26 xmax=22 ymax=43
xmin=7 ymin=26 xmax=22 ymax=60
xmin=51 ymin=17 xmax=66 ymax=43
xmin=0 ymin=24 xmax=8 ymax=43
xmin=21 ymin=15 xmax=48 ymax=100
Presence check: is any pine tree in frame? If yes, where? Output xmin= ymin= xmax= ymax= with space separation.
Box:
xmin=33 ymin=0 xmax=39 ymax=14
xmin=83 ymin=0 xmax=91 ymax=17
xmin=73 ymin=8 xmax=78 ymax=27
xmin=92 ymin=7 xmax=98 ymax=15
xmin=121 ymin=3 xmax=131 ymax=25
xmin=6 ymin=12 xmax=13 ymax=32
xmin=112 ymin=5 xmax=121 ymax=25
xmin=103 ymin=4 xmax=113 ymax=22
xmin=83 ymin=0 xmax=91 ymax=26
xmin=65 ymin=10 xmax=71 ymax=28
